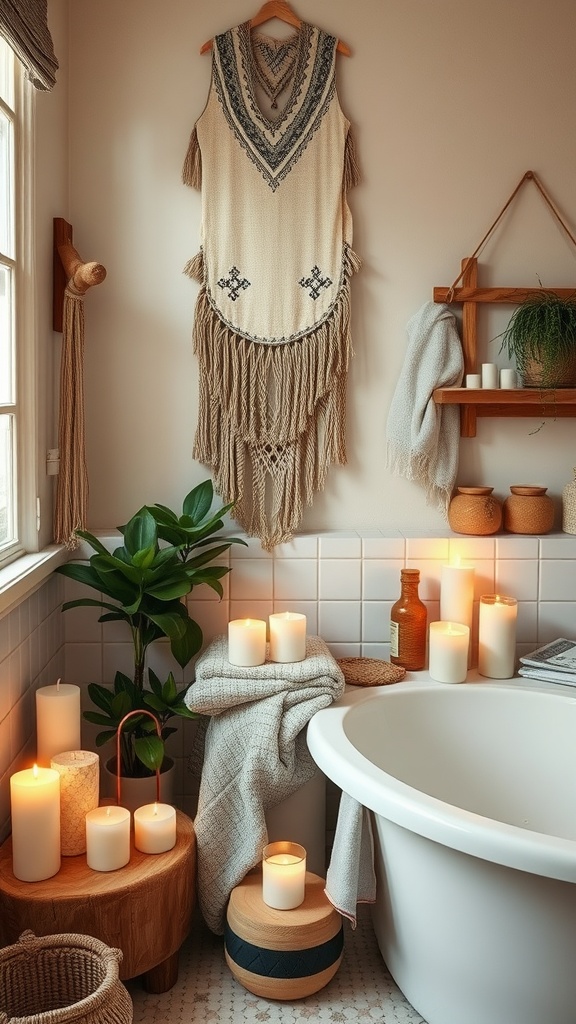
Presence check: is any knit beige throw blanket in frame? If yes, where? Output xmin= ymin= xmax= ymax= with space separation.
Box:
xmin=185 ymin=634 xmax=345 ymax=935
xmin=183 ymin=22 xmax=361 ymax=549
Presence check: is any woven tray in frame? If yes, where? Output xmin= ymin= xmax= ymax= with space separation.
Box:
xmin=336 ymin=657 xmax=406 ymax=687
xmin=0 ymin=930 xmax=133 ymax=1024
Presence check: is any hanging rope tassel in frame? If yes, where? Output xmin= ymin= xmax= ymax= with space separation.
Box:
xmin=54 ymin=285 xmax=88 ymax=548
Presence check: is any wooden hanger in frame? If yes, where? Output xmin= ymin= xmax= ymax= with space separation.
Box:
xmin=200 ymin=1 xmax=351 ymax=56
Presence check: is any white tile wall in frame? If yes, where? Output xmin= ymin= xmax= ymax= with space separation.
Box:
xmin=1 ymin=531 xmax=576 ymax=835
xmin=0 ymin=576 xmax=65 ymax=842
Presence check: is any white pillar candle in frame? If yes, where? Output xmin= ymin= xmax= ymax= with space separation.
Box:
xmin=10 ymin=765 xmax=61 ymax=881
xmin=228 ymin=619 xmax=267 ymax=666
xmin=51 ymin=750 xmax=99 ymax=856
xmin=481 ymin=363 xmax=499 ymax=388
xmin=440 ymin=560 xmax=475 ymax=632
xmin=262 ymin=841 xmax=306 ymax=910
xmin=133 ymin=802 xmax=177 ymax=854
xmin=500 ymin=367 xmax=517 ymax=389
xmin=429 ymin=622 xmax=470 ymax=684
xmin=269 ymin=612 xmax=307 ymax=663
xmin=465 ymin=374 xmax=482 ymax=389
xmin=478 ymin=594 xmax=518 ymax=679
xmin=36 ymin=680 xmax=81 ymax=765
xmin=85 ymin=805 xmax=131 ymax=871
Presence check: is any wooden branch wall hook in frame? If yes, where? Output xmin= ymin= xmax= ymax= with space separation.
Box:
xmin=53 ymin=217 xmax=107 ymax=332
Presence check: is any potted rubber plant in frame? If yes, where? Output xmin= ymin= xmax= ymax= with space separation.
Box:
xmin=55 ymin=479 xmax=246 ymax=782
xmin=498 ymin=289 xmax=576 ymax=387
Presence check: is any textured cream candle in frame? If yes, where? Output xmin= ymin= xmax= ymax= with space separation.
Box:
xmin=134 ymin=802 xmax=176 ymax=854
xmin=478 ymin=595 xmax=518 ymax=679
xmin=51 ymin=750 xmax=99 ymax=856
xmin=86 ymin=805 xmax=131 ymax=871
xmin=228 ymin=619 xmax=267 ymax=666
xmin=269 ymin=612 xmax=307 ymax=663
xmin=10 ymin=765 xmax=61 ymax=881
xmin=429 ymin=622 xmax=470 ymax=683
xmin=262 ymin=841 xmax=306 ymax=910
xmin=36 ymin=680 xmax=81 ymax=765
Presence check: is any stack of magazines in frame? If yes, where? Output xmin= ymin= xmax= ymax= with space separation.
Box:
xmin=519 ymin=638 xmax=576 ymax=686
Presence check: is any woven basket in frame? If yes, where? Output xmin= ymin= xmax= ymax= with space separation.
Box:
xmin=0 ymin=931 xmax=133 ymax=1024
xmin=336 ymin=657 xmax=406 ymax=686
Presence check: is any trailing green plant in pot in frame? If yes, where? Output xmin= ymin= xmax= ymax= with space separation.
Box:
xmin=55 ymin=479 xmax=247 ymax=781
xmin=497 ymin=289 xmax=576 ymax=388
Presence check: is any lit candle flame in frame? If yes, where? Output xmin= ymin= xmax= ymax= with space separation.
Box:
xmin=32 ymin=763 xmax=39 ymax=778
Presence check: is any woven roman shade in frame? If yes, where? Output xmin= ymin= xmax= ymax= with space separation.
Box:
xmin=0 ymin=0 xmax=58 ymax=91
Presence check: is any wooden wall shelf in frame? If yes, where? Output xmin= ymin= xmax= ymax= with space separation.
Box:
xmin=432 ymin=257 xmax=576 ymax=436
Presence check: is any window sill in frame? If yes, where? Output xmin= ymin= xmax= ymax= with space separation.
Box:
xmin=0 ymin=545 xmax=69 ymax=617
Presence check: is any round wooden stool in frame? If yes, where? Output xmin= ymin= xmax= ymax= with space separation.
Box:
xmin=225 ymin=871 xmax=343 ymax=1000
xmin=0 ymin=810 xmax=195 ymax=993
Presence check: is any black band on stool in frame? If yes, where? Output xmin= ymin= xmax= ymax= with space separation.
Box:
xmin=224 ymin=921 xmax=344 ymax=979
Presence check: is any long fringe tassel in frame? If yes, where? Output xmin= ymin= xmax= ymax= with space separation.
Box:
xmin=344 ymin=127 xmax=361 ymax=192
xmin=192 ymin=245 xmax=359 ymax=549
xmin=54 ymin=287 xmax=89 ymax=549
xmin=182 ymin=125 xmax=202 ymax=189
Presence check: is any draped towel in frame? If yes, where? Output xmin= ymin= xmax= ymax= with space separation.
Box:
xmin=386 ymin=301 xmax=463 ymax=514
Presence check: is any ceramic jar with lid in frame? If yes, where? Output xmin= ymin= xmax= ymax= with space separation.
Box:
xmin=562 ymin=469 xmax=576 ymax=534
xmin=503 ymin=486 xmax=555 ymax=535
xmin=447 ymin=486 xmax=503 ymax=536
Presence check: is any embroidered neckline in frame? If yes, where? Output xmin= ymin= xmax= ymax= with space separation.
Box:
xmin=250 ymin=30 xmax=300 ymax=111
xmin=213 ymin=23 xmax=337 ymax=190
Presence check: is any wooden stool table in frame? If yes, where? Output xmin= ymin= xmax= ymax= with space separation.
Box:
xmin=225 ymin=871 xmax=343 ymax=1000
xmin=0 ymin=809 xmax=196 ymax=993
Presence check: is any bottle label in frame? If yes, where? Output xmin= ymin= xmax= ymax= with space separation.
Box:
xmin=390 ymin=621 xmax=399 ymax=657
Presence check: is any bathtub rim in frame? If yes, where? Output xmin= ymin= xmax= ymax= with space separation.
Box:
xmin=306 ymin=674 xmax=576 ymax=883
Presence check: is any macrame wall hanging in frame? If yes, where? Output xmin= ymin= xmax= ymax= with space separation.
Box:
xmin=183 ymin=3 xmax=360 ymax=550
xmin=53 ymin=218 xmax=106 ymax=548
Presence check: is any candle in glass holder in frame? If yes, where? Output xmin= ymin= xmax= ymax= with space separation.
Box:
xmin=262 ymin=841 xmax=306 ymax=910
xmin=36 ymin=680 xmax=81 ymax=765
xmin=478 ymin=594 xmax=518 ymax=679
xmin=51 ymin=750 xmax=99 ymax=856
xmin=429 ymin=621 xmax=470 ymax=683
xmin=85 ymin=805 xmax=131 ymax=871
xmin=10 ymin=765 xmax=61 ymax=881
xmin=134 ymin=802 xmax=177 ymax=854
xmin=269 ymin=612 xmax=307 ymax=663
xmin=228 ymin=619 xmax=267 ymax=666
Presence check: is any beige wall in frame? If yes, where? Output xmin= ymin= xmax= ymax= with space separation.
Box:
xmin=50 ymin=0 xmax=576 ymax=535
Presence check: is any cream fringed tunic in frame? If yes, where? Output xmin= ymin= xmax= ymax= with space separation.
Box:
xmin=183 ymin=21 xmax=361 ymax=549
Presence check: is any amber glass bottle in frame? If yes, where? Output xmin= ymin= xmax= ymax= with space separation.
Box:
xmin=390 ymin=569 xmax=427 ymax=670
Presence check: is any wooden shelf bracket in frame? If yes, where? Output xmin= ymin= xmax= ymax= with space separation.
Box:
xmin=53 ymin=217 xmax=107 ymax=332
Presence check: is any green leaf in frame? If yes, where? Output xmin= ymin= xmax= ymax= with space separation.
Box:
xmin=147 ymin=668 xmax=163 ymax=697
xmin=161 ymin=673 xmax=178 ymax=704
xmin=134 ymin=734 xmax=165 ymax=772
xmin=132 ymin=544 xmax=157 ymax=570
xmin=182 ymin=480 xmax=213 ymax=522
xmin=86 ymin=683 xmax=114 ymax=714
xmin=122 ymin=508 xmax=158 ymax=557
xmin=84 ymin=710 xmax=118 ymax=727
xmin=170 ymin=616 xmax=203 ymax=667
xmin=95 ymin=730 xmax=117 ymax=747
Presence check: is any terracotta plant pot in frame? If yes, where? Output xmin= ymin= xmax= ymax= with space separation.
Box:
xmin=448 ymin=487 xmax=503 ymax=536
xmin=503 ymin=486 xmax=555 ymax=535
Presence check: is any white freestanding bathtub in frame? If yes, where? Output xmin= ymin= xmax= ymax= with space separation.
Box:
xmin=307 ymin=677 xmax=576 ymax=1024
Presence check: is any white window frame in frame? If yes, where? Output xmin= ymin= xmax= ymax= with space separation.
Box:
xmin=0 ymin=39 xmax=39 ymax=570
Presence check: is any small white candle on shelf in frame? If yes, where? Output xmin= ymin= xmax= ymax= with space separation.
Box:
xmin=429 ymin=622 xmax=470 ymax=683
xmin=85 ymin=805 xmax=131 ymax=872
xmin=465 ymin=374 xmax=482 ymax=389
xmin=134 ymin=802 xmax=177 ymax=854
xmin=500 ymin=367 xmax=517 ymax=389
xmin=51 ymin=750 xmax=99 ymax=856
xmin=262 ymin=841 xmax=306 ymax=910
xmin=440 ymin=558 xmax=475 ymax=633
xmin=481 ymin=363 xmax=499 ymax=389
xmin=36 ymin=680 xmax=81 ymax=765
xmin=478 ymin=594 xmax=518 ymax=679
xmin=269 ymin=612 xmax=307 ymax=663
xmin=10 ymin=765 xmax=61 ymax=881
xmin=228 ymin=619 xmax=267 ymax=666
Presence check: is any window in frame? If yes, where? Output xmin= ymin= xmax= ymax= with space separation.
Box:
xmin=0 ymin=36 xmax=34 ymax=567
